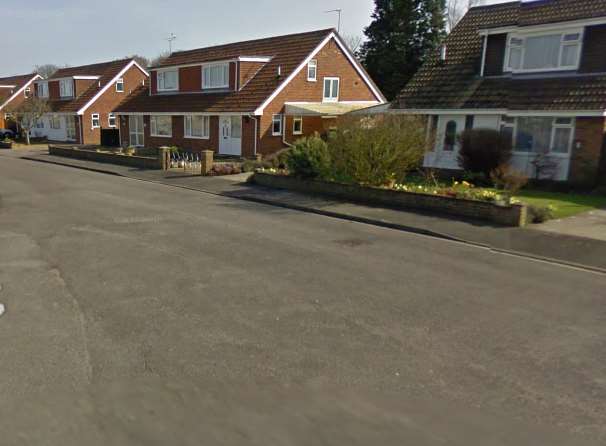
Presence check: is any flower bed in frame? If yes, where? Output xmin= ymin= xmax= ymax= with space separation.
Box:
xmin=252 ymin=171 xmax=528 ymax=227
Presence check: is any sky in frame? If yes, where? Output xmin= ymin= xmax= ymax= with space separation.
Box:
xmin=2 ymin=0 xmax=511 ymax=77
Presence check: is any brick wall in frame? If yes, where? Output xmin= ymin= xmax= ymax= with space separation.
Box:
xmin=570 ymin=117 xmax=606 ymax=186
xmin=259 ymin=37 xmax=379 ymax=154
xmin=180 ymin=66 xmax=202 ymax=92
xmin=81 ymin=65 xmax=148 ymax=145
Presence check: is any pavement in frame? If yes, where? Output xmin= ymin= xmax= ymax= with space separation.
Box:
xmin=15 ymin=149 xmax=606 ymax=272
xmin=0 ymin=150 xmax=606 ymax=445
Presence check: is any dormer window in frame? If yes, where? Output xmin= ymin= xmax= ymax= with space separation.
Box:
xmin=37 ymin=82 xmax=49 ymax=98
xmin=59 ymin=79 xmax=74 ymax=98
xmin=203 ymin=63 xmax=229 ymax=89
xmin=505 ymin=30 xmax=583 ymax=72
xmin=157 ymin=69 xmax=178 ymax=92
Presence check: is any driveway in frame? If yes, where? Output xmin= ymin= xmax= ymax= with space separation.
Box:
xmin=537 ymin=208 xmax=606 ymax=241
xmin=0 ymin=156 xmax=605 ymax=445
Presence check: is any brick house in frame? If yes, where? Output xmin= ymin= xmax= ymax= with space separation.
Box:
xmin=0 ymin=73 xmax=42 ymax=130
xmin=392 ymin=0 xmax=606 ymax=185
xmin=114 ymin=29 xmax=385 ymax=157
xmin=31 ymin=59 xmax=149 ymax=145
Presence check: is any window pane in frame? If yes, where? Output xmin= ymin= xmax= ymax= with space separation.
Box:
xmin=523 ymin=35 xmax=560 ymax=69
xmin=561 ymin=44 xmax=579 ymax=66
xmin=152 ymin=116 xmax=171 ymax=136
xmin=324 ymin=79 xmax=331 ymax=98
xmin=508 ymin=47 xmax=522 ymax=70
xmin=553 ymin=127 xmax=571 ymax=153
xmin=443 ymin=121 xmax=457 ymax=151
xmin=563 ymin=33 xmax=580 ymax=41
xmin=331 ymin=79 xmax=339 ymax=99
xmin=515 ymin=117 xmax=552 ymax=153
xmin=231 ymin=117 xmax=241 ymax=138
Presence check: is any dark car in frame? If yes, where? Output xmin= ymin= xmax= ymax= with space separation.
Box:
xmin=0 ymin=129 xmax=15 ymax=140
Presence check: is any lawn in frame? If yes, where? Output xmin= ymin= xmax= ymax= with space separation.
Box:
xmin=512 ymin=190 xmax=606 ymax=220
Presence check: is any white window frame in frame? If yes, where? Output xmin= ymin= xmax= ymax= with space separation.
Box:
xmin=157 ymin=69 xmax=179 ymax=92
xmin=108 ymin=113 xmax=117 ymax=128
xmin=150 ymin=115 xmax=172 ymax=137
xmin=272 ymin=114 xmax=283 ymax=136
xmin=184 ymin=115 xmax=210 ymax=139
xmin=91 ymin=113 xmax=100 ymax=129
xmin=307 ymin=60 xmax=317 ymax=82
xmin=50 ymin=115 xmax=61 ymax=130
xmin=504 ymin=28 xmax=584 ymax=73
xmin=59 ymin=79 xmax=74 ymax=98
xmin=202 ymin=62 xmax=230 ymax=90
xmin=293 ymin=116 xmax=303 ymax=135
xmin=37 ymin=82 xmax=49 ymax=98
xmin=116 ymin=78 xmax=124 ymax=93
xmin=499 ymin=116 xmax=575 ymax=156
xmin=323 ymin=77 xmax=340 ymax=103
xmin=24 ymin=87 xmax=31 ymax=98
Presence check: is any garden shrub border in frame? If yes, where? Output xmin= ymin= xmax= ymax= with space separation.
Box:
xmin=252 ymin=172 xmax=528 ymax=227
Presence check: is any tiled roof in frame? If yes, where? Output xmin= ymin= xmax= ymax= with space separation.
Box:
xmin=115 ymin=29 xmax=335 ymax=114
xmin=46 ymin=59 xmax=138 ymax=113
xmin=397 ymin=0 xmax=606 ymax=112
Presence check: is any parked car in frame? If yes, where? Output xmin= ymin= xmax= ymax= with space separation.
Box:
xmin=0 ymin=129 xmax=15 ymax=140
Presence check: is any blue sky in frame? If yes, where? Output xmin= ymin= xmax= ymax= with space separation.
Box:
xmin=3 ymin=0 xmax=510 ymax=77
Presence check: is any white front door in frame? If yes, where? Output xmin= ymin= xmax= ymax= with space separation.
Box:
xmin=129 ymin=116 xmax=144 ymax=147
xmin=219 ymin=116 xmax=242 ymax=156
xmin=424 ymin=115 xmax=467 ymax=170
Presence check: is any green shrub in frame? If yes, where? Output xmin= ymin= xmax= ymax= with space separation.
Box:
xmin=262 ymin=148 xmax=292 ymax=169
xmin=458 ymin=129 xmax=513 ymax=180
xmin=285 ymin=134 xmax=332 ymax=179
xmin=328 ymin=115 xmax=426 ymax=187
xmin=527 ymin=204 xmax=554 ymax=224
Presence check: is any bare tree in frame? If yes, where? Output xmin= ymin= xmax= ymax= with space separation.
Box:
xmin=7 ymin=98 xmax=50 ymax=145
xmin=150 ymin=51 xmax=171 ymax=67
xmin=127 ymin=54 xmax=151 ymax=69
xmin=343 ymin=34 xmax=363 ymax=54
xmin=447 ymin=0 xmax=485 ymax=31
xmin=34 ymin=64 xmax=59 ymax=79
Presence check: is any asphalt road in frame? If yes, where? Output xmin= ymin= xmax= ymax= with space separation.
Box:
xmin=1 ymin=153 xmax=605 ymax=445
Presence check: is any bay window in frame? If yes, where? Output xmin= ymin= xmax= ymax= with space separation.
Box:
xmin=150 ymin=115 xmax=172 ymax=137
xmin=505 ymin=30 xmax=582 ymax=72
xmin=184 ymin=115 xmax=210 ymax=139
xmin=203 ymin=63 xmax=229 ymax=89
xmin=157 ymin=69 xmax=178 ymax=91
xmin=500 ymin=116 xmax=574 ymax=155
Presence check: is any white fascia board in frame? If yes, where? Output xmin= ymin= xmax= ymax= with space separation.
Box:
xmin=0 ymin=74 xmax=42 ymax=111
xmin=238 ymin=56 xmax=272 ymax=63
xmin=73 ymin=76 xmax=101 ymax=80
xmin=115 ymin=111 xmax=252 ymax=116
xmin=254 ymin=33 xmax=386 ymax=116
xmin=479 ymin=16 xmax=606 ymax=35
xmin=0 ymin=85 xmax=17 ymax=88
xmin=77 ymin=60 xmax=150 ymax=115
xmin=151 ymin=59 xmax=238 ymax=72
xmin=390 ymin=108 xmax=605 ymax=117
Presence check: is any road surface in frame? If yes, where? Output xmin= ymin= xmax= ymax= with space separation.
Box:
xmin=0 ymin=153 xmax=604 ymax=445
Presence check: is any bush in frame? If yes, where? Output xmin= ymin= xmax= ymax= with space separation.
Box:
xmin=285 ymin=134 xmax=332 ymax=179
xmin=263 ymin=148 xmax=292 ymax=170
xmin=490 ymin=165 xmax=529 ymax=195
xmin=527 ymin=204 xmax=555 ymax=224
xmin=328 ymin=115 xmax=426 ymax=186
xmin=458 ymin=129 xmax=512 ymax=180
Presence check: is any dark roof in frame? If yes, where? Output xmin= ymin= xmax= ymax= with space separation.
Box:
xmin=397 ymin=0 xmax=606 ymax=112
xmin=46 ymin=59 xmax=141 ymax=113
xmin=115 ymin=29 xmax=336 ymax=114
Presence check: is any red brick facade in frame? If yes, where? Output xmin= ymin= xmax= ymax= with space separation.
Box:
xmin=119 ymin=33 xmax=383 ymax=158
xmin=570 ymin=117 xmax=606 ymax=185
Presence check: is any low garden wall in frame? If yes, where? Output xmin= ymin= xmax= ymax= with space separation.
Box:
xmin=252 ymin=173 xmax=527 ymax=227
xmin=49 ymin=145 xmax=164 ymax=170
